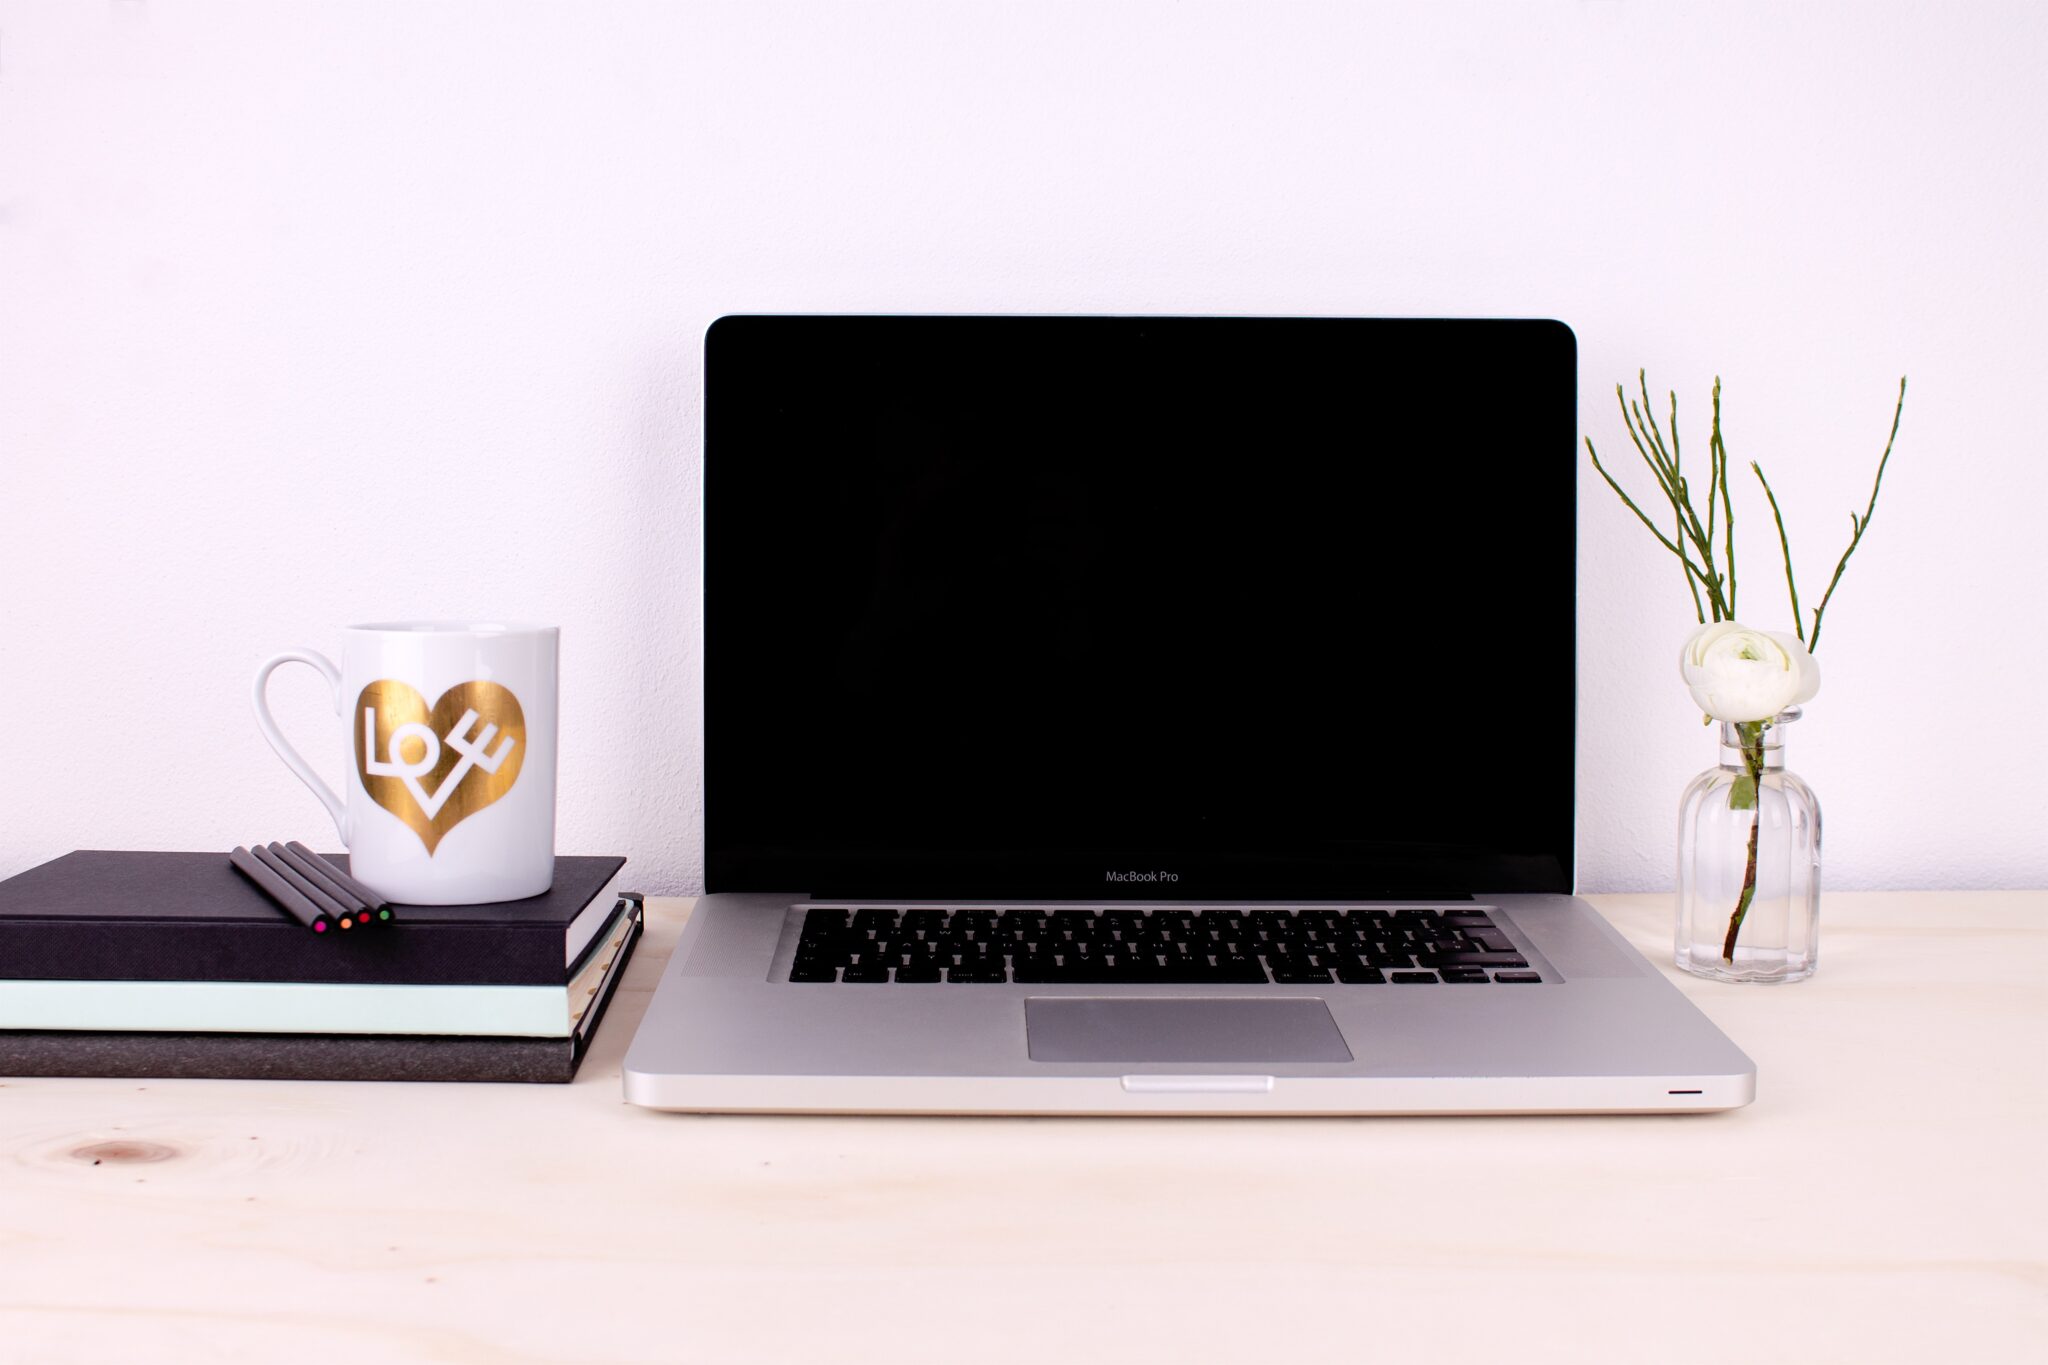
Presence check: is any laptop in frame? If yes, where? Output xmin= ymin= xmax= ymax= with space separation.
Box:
xmin=623 ymin=315 xmax=1756 ymax=1115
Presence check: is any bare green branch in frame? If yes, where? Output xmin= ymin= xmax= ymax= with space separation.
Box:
xmin=1615 ymin=385 xmax=1727 ymax=620
xmin=1627 ymin=377 xmax=1727 ymax=619
xmin=1710 ymin=377 xmax=1738 ymax=620
xmin=1751 ymin=460 xmax=1805 ymax=644
xmin=1807 ymin=376 xmax=1907 ymax=653
xmin=1590 ymin=370 xmax=1905 ymax=649
xmin=1586 ymin=438 xmax=1720 ymax=621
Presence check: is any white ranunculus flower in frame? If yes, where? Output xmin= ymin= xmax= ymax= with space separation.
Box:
xmin=1678 ymin=621 xmax=1821 ymax=723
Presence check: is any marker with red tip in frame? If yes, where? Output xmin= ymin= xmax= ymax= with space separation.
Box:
xmin=228 ymin=846 xmax=338 ymax=935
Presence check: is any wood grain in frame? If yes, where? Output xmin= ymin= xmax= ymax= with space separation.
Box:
xmin=2 ymin=893 xmax=2043 ymax=1364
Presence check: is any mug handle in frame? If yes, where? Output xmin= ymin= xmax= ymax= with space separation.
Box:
xmin=253 ymin=649 xmax=350 ymax=843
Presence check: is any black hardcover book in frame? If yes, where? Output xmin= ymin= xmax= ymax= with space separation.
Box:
xmin=0 ymin=851 xmax=626 ymax=987
xmin=0 ymin=901 xmax=643 ymax=1084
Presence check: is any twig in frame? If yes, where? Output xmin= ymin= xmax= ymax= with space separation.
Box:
xmin=1585 ymin=438 xmax=1724 ymax=619
xmin=1626 ymin=379 xmax=1728 ymax=619
xmin=1751 ymin=461 xmax=1805 ymax=645
xmin=1807 ymin=377 xmax=1907 ymax=653
xmin=1676 ymin=488 xmax=1704 ymax=621
xmin=1710 ymin=378 xmax=1738 ymax=620
xmin=1643 ymin=380 xmax=1724 ymax=618
xmin=1723 ymin=724 xmax=1767 ymax=961
xmin=1664 ymin=387 xmax=1704 ymax=621
xmin=1703 ymin=397 xmax=1717 ymax=552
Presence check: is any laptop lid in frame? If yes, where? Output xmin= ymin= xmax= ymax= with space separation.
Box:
xmin=705 ymin=316 xmax=1576 ymax=901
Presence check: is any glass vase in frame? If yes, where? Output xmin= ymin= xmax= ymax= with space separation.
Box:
xmin=1675 ymin=706 xmax=1821 ymax=983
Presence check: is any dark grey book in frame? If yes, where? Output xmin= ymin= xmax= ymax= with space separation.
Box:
xmin=0 ymin=851 xmax=626 ymax=986
xmin=0 ymin=899 xmax=643 ymax=1084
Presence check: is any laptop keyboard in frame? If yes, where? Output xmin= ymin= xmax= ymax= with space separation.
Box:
xmin=787 ymin=906 xmax=1541 ymax=985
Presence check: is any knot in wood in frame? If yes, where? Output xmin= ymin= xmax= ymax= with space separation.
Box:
xmin=72 ymin=1140 xmax=178 ymax=1165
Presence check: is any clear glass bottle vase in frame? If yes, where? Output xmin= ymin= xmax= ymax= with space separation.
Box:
xmin=1675 ymin=706 xmax=1821 ymax=983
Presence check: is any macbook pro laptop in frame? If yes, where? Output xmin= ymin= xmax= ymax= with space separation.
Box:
xmin=623 ymin=315 xmax=1756 ymax=1115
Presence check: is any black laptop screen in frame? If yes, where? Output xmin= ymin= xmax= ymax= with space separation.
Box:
xmin=705 ymin=316 xmax=1576 ymax=898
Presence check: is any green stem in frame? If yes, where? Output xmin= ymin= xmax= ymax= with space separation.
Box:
xmin=1751 ymin=461 xmax=1805 ymax=645
xmin=1677 ymin=494 xmax=1704 ymax=622
xmin=1586 ymin=438 xmax=1724 ymax=615
xmin=1710 ymin=378 xmax=1738 ymax=620
xmin=1630 ymin=380 xmax=1727 ymax=619
xmin=1807 ymin=376 xmax=1906 ymax=653
xmin=1666 ymin=387 xmax=1706 ymax=622
xmin=1722 ymin=721 xmax=1767 ymax=961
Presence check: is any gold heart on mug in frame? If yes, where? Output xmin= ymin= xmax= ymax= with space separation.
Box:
xmin=354 ymin=680 xmax=526 ymax=855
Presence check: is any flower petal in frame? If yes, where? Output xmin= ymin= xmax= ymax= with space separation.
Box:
xmin=1681 ymin=620 xmax=1809 ymax=721
xmin=1765 ymin=630 xmax=1822 ymax=705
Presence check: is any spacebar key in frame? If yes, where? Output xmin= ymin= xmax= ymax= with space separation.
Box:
xmin=1427 ymin=951 xmax=1529 ymax=968
xmin=1143 ymin=965 xmax=1252 ymax=984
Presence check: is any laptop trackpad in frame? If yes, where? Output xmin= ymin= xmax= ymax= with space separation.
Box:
xmin=1025 ymin=997 xmax=1353 ymax=1063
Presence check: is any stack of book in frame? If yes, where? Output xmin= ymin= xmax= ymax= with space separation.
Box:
xmin=0 ymin=851 xmax=640 ymax=1083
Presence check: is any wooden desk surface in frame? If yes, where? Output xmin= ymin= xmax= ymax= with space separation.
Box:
xmin=2 ymin=892 xmax=2043 ymax=1364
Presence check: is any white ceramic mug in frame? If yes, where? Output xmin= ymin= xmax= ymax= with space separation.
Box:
xmin=253 ymin=622 xmax=559 ymax=904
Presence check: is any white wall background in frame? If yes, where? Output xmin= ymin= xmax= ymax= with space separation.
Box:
xmin=2 ymin=1 xmax=2042 ymax=895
